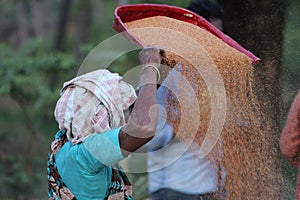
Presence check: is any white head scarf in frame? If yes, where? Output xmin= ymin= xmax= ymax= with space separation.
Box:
xmin=54 ymin=69 xmax=137 ymax=144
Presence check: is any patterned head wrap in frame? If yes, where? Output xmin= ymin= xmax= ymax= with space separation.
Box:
xmin=54 ymin=69 xmax=137 ymax=144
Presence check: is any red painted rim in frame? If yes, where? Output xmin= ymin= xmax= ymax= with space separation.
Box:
xmin=113 ymin=4 xmax=260 ymax=64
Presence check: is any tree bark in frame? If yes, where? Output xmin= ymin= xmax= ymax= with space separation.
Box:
xmin=16 ymin=0 xmax=29 ymax=45
xmin=219 ymin=0 xmax=285 ymax=198
xmin=74 ymin=0 xmax=91 ymax=60
xmin=54 ymin=0 xmax=72 ymax=51
xmin=91 ymin=0 xmax=104 ymax=23
xmin=30 ymin=0 xmax=46 ymax=38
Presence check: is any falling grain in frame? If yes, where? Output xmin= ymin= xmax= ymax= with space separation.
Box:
xmin=125 ymin=16 xmax=283 ymax=200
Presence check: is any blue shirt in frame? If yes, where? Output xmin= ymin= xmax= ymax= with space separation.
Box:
xmin=146 ymin=123 xmax=219 ymax=195
xmin=55 ymin=128 xmax=124 ymax=200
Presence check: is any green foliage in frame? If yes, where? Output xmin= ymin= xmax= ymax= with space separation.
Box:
xmin=130 ymin=173 xmax=148 ymax=199
xmin=0 ymin=155 xmax=29 ymax=195
xmin=0 ymin=38 xmax=76 ymax=128
xmin=278 ymin=0 xmax=293 ymax=10
xmin=0 ymin=38 xmax=76 ymax=198
xmin=281 ymin=0 xmax=300 ymax=112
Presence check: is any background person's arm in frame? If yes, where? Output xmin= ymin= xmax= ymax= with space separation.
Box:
xmin=141 ymin=123 xmax=173 ymax=152
xmin=280 ymin=91 xmax=300 ymax=167
xmin=119 ymin=47 xmax=162 ymax=156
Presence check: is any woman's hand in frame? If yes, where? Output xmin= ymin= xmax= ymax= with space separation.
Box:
xmin=138 ymin=46 xmax=163 ymax=65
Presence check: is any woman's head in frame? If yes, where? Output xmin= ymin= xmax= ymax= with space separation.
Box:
xmin=54 ymin=69 xmax=137 ymax=144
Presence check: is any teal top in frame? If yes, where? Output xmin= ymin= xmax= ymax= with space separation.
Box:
xmin=55 ymin=128 xmax=124 ymax=200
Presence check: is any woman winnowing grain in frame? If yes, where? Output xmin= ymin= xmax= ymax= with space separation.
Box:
xmin=47 ymin=47 xmax=163 ymax=200
xmin=280 ymin=91 xmax=300 ymax=200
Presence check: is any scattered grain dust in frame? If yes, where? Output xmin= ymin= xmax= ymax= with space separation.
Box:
xmin=124 ymin=16 xmax=283 ymax=199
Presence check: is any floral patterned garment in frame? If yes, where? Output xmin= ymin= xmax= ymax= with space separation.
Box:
xmin=47 ymin=130 xmax=132 ymax=200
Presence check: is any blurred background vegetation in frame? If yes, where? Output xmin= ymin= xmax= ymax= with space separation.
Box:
xmin=0 ymin=0 xmax=299 ymax=199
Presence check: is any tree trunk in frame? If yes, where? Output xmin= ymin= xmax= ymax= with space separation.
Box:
xmin=74 ymin=0 xmax=91 ymax=60
xmin=91 ymin=0 xmax=104 ymax=24
xmin=219 ymin=0 xmax=285 ymax=198
xmin=30 ymin=0 xmax=46 ymax=38
xmin=16 ymin=0 xmax=29 ymax=45
xmin=54 ymin=0 xmax=72 ymax=51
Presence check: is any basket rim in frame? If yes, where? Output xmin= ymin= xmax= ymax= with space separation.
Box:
xmin=113 ymin=3 xmax=260 ymax=64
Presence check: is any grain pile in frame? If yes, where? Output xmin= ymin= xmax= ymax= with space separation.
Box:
xmin=124 ymin=16 xmax=283 ymax=199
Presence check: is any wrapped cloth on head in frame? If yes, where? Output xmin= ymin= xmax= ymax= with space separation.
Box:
xmin=54 ymin=69 xmax=137 ymax=144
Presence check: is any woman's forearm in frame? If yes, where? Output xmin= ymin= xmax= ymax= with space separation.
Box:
xmin=119 ymin=47 xmax=161 ymax=156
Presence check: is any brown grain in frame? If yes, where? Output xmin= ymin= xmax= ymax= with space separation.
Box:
xmin=125 ymin=16 xmax=283 ymax=200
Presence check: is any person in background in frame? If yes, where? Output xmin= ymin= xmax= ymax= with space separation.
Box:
xmin=187 ymin=0 xmax=223 ymax=31
xmin=145 ymin=1 xmax=225 ymax=200
xmin=47 ymin=47 xmax=163 ymax=200
xmin=145 ymin=67 xmax=225 ymax=200
xmin=280 ymin=91 xmax=300 ymax=200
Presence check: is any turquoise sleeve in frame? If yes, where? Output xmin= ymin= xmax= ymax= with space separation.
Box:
xmin=82 ymin=127 xmax=124 ymax=171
